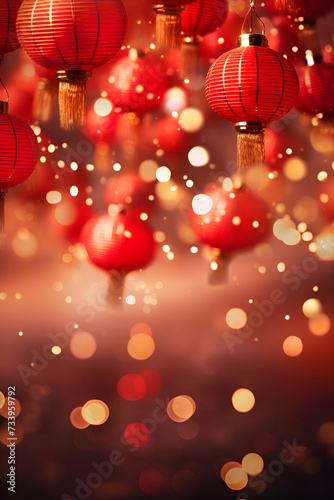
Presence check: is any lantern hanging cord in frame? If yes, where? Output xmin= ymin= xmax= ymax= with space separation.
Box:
xmin=0 ymin=78 xmax=9 ymax=102
xmin=241 ymin=0 xmax=265 ymax=35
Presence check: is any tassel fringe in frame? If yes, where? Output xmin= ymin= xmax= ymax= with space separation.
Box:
xmin=154 ymin=6 xmax=184 ymax=51
xmin=237 ymin=128 xmax=265 ymax=175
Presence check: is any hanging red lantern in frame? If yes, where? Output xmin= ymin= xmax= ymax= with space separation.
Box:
xmin=80 ymin=213 xmax=156 ymax=304
xmin=104 ymin=173 xmax=156 ymax=218
xmin=294 ymin=62 xmax=334 ymax=116
xmin=179 ymin=0 xmax=228 ymax=79
xmin=0 ymin=0 xmax=21 ymax=60
xmin=16 ymin=0 xmax=127 ymax=130
xmin=205 ymin=4 xmax=299 ymax=174
xmin=107 ymin=50 xmax=167 ymax=115
xmin=146 ymin=0 xmax=197 ymax=51
xmin=0 ymin=101 xmax=39 ymax=231
xmin=189 ymin=184 xmax=270 ymax=280
xmin=265 ymin=0 xmax=333 ymax=21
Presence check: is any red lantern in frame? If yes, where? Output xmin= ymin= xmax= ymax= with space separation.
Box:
xmin=179 ymin=0 xmax=228 ymax=78
xmin=294 ymin=62 xmax=334 ymax=116
xmin=80 ymin=213 xmax=156 ymax=304
xmin=104 ymin=173 xmax=156 ymax=218
xmin=107 ymin=51 xmax=167 ymax=115
xmin=150 ymin=115 xmax=190 ymax=154
xmin=205 ymin=29 xmax=299 ymax=174
xmin=189 ymin=185 xmax=270 ymax=282
xmin=265 ymin=0 xmax=333 ymax=21
xmin=0 ymin=0 xmax=21 ymax=59
xmin=16 ymin=0 xmax=127 ymax=130
xmin=146 ymin=0 xmax=197 ymax=51
xmin=0 ymin=101 xmax=39 ymax=231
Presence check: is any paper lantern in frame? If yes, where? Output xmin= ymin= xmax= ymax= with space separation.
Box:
xmin=179 ymin=0 xmax=228 ymax=78
xmin=0 ymin=101 xmax=38 ymax=231
xmin=17 ymin=0 xmax=127 ymax=130
xmin=265 ymin=0 xmax=333 ymax=20
xmin=205 ymin=31 xmax=299 ymax=174
xmin=0 ymin=0 xmax=21 ymax=59
xmin=107 ymin=50 xmax=167 ymax=115
xmin=295 ymin=62 xmax=334 ymax=116
xmin=80 ymin=213 xmax=155 ymax=304
xmin=146 ymin=0 xmax=197 ymax=51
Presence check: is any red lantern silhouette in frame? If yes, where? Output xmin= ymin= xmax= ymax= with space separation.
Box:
xmin=0 ymin=101 xmax=39 ymax=231
xmin=295 ymin=63 xmax=334 ymax=116
xmin=189 ymin=184 xmax=270 ymax=281
xmin=146 ymin=0 xmax=197 ymax=51
xmin=0 ymin=0 xmax=21 ymax=60
xmin=17 ymin=0 xmax=127 ymax=130
xmin=205 ymin=29 xmax=299 ymax=174
xmin=107 ymin=51 xmax=167 ymax=115
xmin=265 ymin=0 xmax=333 ymax=20
xmin=179 ymin=0 xmax=228 ymax=79
xmin=80 ymin=213 xmax=155 ymax=304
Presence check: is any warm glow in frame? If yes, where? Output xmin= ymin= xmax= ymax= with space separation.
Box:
xmin=130 ymin=322 xmax=153 ymax=337
xmin=232 ymin=388 xmax=255 ymax=413
xmin=156 ymin=166 xmax=171 ymax=183
xmin=302 ymin=298 xmax=322 ymax=318
xmin=283 ymin=336 xmax=303 ymax=357
xmin=139 ymin=159 xmax=158 ymax=182
xmin=241 ymin=453 xmax=264 ymax=475
xmin=81 ymin=399 xmax=109 ymax=425
xmin=127 ymin=334 xmax=155 ymax=360
xmin=192 ymin=194 xmax=213 ymax=215
xmin=220 ymin=462 xmax=242 ymax=481
xmin=46 ymin=190 xmax=62 ymax=204
xmin=188 ymin=146 xmax=209 ymax=167
xmin=179 ymin=108 xmax=204 ymax=133
xmin=70 ymin=331 xmax=97 ymax=359
xmin=70 ymin=407 xmax=90 ymax=429
xmin=226 ymin=308 xmax=247 ymax=329
xmin=308 ymin=313 xmax=331 ymax=336
xmin=94 ymin=98 xmax=112 ymax=116
xmin=167 ymin=395 xmax=196 ymax=423
xmin=225 ymin=467 xmax=248 ymax=490
xmin=283 ymin=157 xmax=307 ymax=181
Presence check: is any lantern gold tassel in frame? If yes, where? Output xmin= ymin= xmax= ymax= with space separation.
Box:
xmin=235 ymin=123 xmax=265 ymax=175
xmin=153 ymin=5 xmax=185 ymax=51
xmin=107 ymin=269 xmax=126 ymax=308
xmin=0 ymin=189 xmax=7 ymax=234
xmin=274 ymin=0 xmax=302 ymax=12
xmin=179 ymin=36 xmax=201 ymax=80
xmin=33 ymin=78 xmax=54 ymax=123
xmin=56 ymin=70 xmax=91 ymax=130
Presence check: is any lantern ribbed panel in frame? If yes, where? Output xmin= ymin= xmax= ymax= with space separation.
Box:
xmin=205 ymin=46 xmax=299 ymax=124
xmin=0 ymin=0 xmax=21 ymax=55
xmin=108 ymin=56 xmax=167 ymax=114
xmin=81 ymin=214 xmax=155 ymax=273
xmin=181 ymin=0 xmax=228 ymax=38
xmin=0 ymin=113 xmax=38 ymax=189
xmin=16 ymin=0 xmax=127 ymax=71
xmin=189 ymin=187 xmax=270 ymax=252
xmin=295 ymin=63 xmax=334 ymax=115
xmin=265 ymin=0 xmax=333 ymax=20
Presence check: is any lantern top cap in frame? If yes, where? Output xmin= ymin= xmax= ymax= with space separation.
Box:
xmin=237 ymin=33 xmax=268 ymax=48
xmin=0 ymin=101 xmax=9 ymax=114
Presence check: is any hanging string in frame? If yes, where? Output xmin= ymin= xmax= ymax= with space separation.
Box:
xmin=241 ymin=0 xmax=266 ymax=35
xmin=0 ymin=78 xmax=9 ymax=102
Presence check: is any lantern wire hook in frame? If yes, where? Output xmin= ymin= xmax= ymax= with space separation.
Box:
xmin=241 ymin=0 xmax=266 ymax=35
xmin=0 ymin=78 xmax=9 ymax=102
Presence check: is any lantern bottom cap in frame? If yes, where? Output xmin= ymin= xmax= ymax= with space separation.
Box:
xmin=55 ymin=70 xmax=92 ymax=82
xmin=237 ymin=33 xmax=268 ymax=48
xmin=235 ymin=122 xmax=266 ymax=132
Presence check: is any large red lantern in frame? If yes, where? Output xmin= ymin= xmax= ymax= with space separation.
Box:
xmin=189 ymin=184 xmax=270 ymax=280
xmin=294 ymin=62 xmax=334 ymax=116
xmin=205 ymin=11 xmax=299 ymax=174
xmin=179 ymin=0 xmax=228 ymax=79
xmin=16 ymin=0 xmax=127 ymax=130
xmin=0 ymin=101 xmax=39 ymax=231
xmin=146 ymin=0 xmax=197 ymax=51
xmin=80 ymin=213 xmax=156 ymax=304
xmin=0 ymin=0 xmax=21 ymax=59
xmin=107 ymin=50 xmax=167 ymax=115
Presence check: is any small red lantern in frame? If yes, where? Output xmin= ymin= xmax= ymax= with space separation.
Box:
xmin=107 ymin=50 xmax=167 ymax=115
xmin=17 ymin=0 xmax=127 ymax=130
xmin=146 ymin=0 xmax=197 ymax=51
xmin=179 ymin=0 xmax=228 ymax=79
xmin=205 ymin=13 xmax=299 ymax=174
xmin=0 ymin=0 xmax=21 ymax=59
xmin=80 ymin=213 xmax=156 ymax=304
xmin=189 ymin=184 xmax=270 ymax=280
xmin=295 ymin=62 xmax=334 ymax=116
xmin=0 ymin=101 xmax=39 ymax=231
xmin=265 ymin=0 xmax=333 ymax=20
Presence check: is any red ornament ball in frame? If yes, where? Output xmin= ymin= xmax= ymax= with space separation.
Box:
xmin=117 ymin=374 xmax=146 ymax=401
xmin=189 ymin=186 xmax=270 ymax=252
xmin=181 ymin=0 xmax=228 ymax=38
xmin=205 ymin=42 xmax=299 ymax=124
xmin=294 ymin=63 xmax=334 ymax=116
xmin=124 ymin=422 xmax=150 ymax=447
xmin=80 ymin=213 xmax=155 ymax=273
xmin=0 ymin=110 xmax=39 ymax=189
xmin=107 ymin=52 xmax=167 ymax=115
xmin=0 ymin=0 xmax=21 ymax=56
xmin=16 ymin=0 xmax=127 ymax=71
